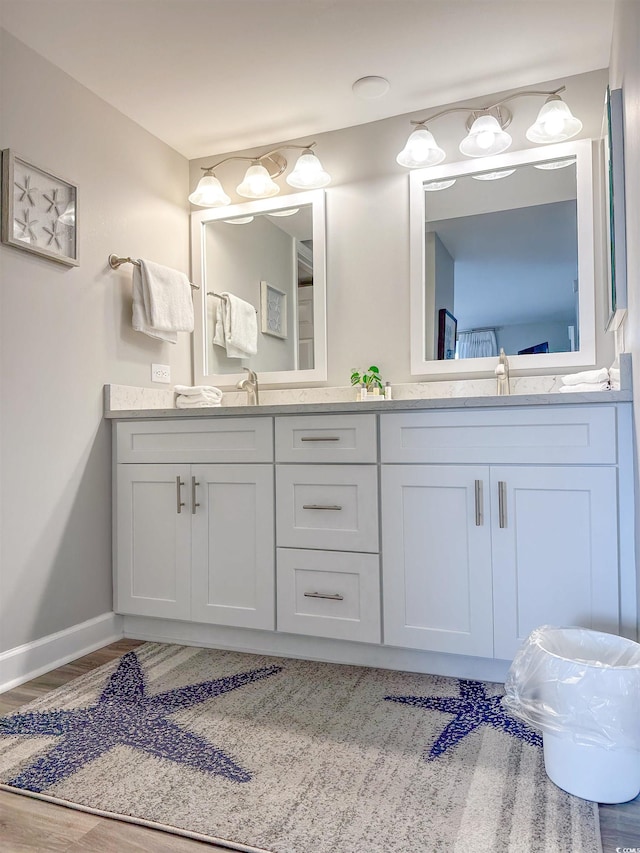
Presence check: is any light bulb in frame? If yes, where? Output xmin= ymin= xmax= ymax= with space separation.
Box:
xmin=286 ymin=151 xmax=331 ymax=189
xmin=188 ymin=173 xmax=231 ymax=207
xmin=526 ymin=97 xmax=583 ymax=144
xmin=396 ymin=128 xmax=445 ymax=168
xmin=459 ymin=114 xmax=512 ymax=157
xmin=237 ymin=162 xmax=280 ymax=198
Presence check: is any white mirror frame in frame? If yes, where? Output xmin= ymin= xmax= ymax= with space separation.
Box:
xmin=191 ymin=189 xmax=327 ymax=388
xmin=409 ymin=139 xmax=596 ymax=376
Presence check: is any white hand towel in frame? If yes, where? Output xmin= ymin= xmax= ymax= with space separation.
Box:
xmin=559 ymin=381 xmax=610 ymax=393
xmin=176 ymin=397 xmax=222 ymax=408
xmin=176 ymin=392 xmax=222 ymax=405
xmin=139 ymin=259 xmax=194 ymax=333
xmin=174 ymin=385 xmax=223 ymax=401
xmin=561 ymin=368 xmax=609 ymax=386
xmin=223 ymin=292 xmax=258 ymax=357
xmin=131 ymin=265 xmax=177 ymax=343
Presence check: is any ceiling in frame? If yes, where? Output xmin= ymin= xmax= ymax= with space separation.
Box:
xmin=0 ymin=0 xmax=615 ymax=161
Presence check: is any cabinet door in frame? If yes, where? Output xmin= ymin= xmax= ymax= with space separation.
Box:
xmin=491 ymin=466 xmax=619 ymax=660
xmin=191 ymin=464 xmax=275 ymax=630
xmin=116 ymin=464 xmax=191 ymax=619
xmin=381 ymin=465 xmax=493 ymax=656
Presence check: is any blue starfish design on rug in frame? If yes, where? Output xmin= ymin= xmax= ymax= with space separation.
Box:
xmin=385 ymin=679 xmax=542 ymax=761
xmin=0 ymin=652 xmax=282 ymax=792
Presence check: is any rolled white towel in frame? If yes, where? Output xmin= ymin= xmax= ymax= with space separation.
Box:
xmin=559 ymin=382 xmax=610 ymax=393
xmin=174 ymin=384 xmax=222 ymax=401
xmin=176 ymin=396 xmax=222 ymax=408
xmin=561 ymin=368 xmax=609 ymax=386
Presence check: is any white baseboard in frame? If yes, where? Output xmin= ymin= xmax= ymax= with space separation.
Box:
xmin=122 ymin=615 xmax=511 ymax=683
xmin=0 ymin=613 xmax=124 ymax=694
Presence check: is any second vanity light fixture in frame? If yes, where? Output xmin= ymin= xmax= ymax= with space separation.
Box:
xmin=396 ymin=86 xmax=583 ymax=168
xmin=188 ymin=143 xmax=330 ymax=207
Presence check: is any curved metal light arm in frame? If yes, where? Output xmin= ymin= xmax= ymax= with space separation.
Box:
xmin=410 ymin=86 xmax=566 ymax=128
xmin=199 ymin=142 xmax=317 ymax=175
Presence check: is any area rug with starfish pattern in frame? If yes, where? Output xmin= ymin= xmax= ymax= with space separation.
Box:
xmin=0 ymin=642 xmax=601 ymax=853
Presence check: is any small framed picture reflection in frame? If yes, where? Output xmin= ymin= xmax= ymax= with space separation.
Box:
xmin=437 ymin=309 xmax=457 ymax=360
xmin=1 ymin=149 xmax=79 ymax=266
xmin=260 ymin=280 xmax=287 ymax=339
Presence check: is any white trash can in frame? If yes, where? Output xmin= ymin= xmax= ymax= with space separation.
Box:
xmin=503 ymin=626 xmax=640 ymax=803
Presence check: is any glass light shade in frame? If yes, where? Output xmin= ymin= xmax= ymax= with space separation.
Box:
xmin=526 ymin=98 xmax=583 ymax=143
xmin=268 ymin=208 xmax=300 ymax=216
xmin=286 ymin=152 xmax=331 ymax=189
xmin=533 ymin=158 xmax=576 ymax=170
xmin=223 ymin=216 xmax=255 ymax=224
xmin=237 ymin=163 xmax=280 ymax=198
xmin=459 ymin=114 xmax=512 ymax=157
xmin=188 ymin=174 xmax=231 ymax=207
xmin=424 ymin=179 xmax=456 ymax=191
xmin=472 ymin=169 xmax=516 ymax=181
xmin=396 ymin=128 xmax=446 ymax=168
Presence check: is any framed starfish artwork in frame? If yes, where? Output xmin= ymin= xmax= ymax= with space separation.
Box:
xmin=1 ymin=149 xmax=79 ymax=266
xmin=260 ymin=280 xmax=287 ymax=339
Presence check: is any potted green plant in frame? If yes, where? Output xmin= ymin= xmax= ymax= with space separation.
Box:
xmin=350 ymin=365 xmax=383 ymax=396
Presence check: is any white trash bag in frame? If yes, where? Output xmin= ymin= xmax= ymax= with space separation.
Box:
xmin=503 ymin=625 xmax=640 ymax=803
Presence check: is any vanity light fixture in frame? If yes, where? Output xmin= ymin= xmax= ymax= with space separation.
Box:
xmin=189 ymin=144 xmax=330 ymax=207
xmin=397 ymin=86 xmax=583 ymax=168
xmin=471 ymin=169 xmax=516 ymax=181
xmin=424 ymin=179 xmax=456 ymax=191
xmin=533 ymin=157 xmax=576 ymax=170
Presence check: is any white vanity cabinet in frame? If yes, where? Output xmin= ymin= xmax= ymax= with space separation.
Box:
xmin=114 ymin=419 xmax=275 ymax=629
xmin=380 ymin=407 xmax=621 ymax=660
xmin=274 ymin=414 xmax=381 ymax=643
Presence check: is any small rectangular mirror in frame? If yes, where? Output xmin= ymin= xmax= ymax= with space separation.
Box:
xmin=191 ymin=190 xmax=327 ymax=388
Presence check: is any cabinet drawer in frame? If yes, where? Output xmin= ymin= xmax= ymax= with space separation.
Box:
xmin=277 ymin=548 xmax=381 ymax=643
xmin=276 ymin=465 xmax=378 ymax=552
xmin=275 ymin=414 xmax=377 ymax=463
xmin=380 ymin=406 xmax=617 ymax=465
xmin=116 ymin=418 xmax=273 ymax=463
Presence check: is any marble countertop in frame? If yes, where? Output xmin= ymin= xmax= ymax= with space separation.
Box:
xmin=104 ymin=387 xmax=632 ymax=419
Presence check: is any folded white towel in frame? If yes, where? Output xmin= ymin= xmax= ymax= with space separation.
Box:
xmin=561 ymin=368 xmax=609 ymax=386
xmin=176 ymin=397 xmax=222 ymax=408
xmin=174 ymin=385 xmax=223 ymax=401
xmin=131 ymin=265 xmax=177 ymax=344
xmin=139 ymin=259 xmax=194 ymax=333
xmin=176 ymin=392 xmax=221 ymax=405
xmin=213 ymin=293 xmax=257 ymax=358
xmin=559 ymin=381 xmax=610 ymax=393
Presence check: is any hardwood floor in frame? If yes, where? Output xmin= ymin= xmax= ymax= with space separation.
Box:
xmin=1 ymin=640 xmax=639 ymax=852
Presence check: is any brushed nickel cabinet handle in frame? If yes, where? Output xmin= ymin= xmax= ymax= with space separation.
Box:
xmin=302 ymin=504 xmax=343 ymax=511
xmin=300 ymin=436 xmax=340 ymax=442
xmin=474 ymin=479 xmax=483 ymax=526
xmin=304 ymin=592 xmax=344 ymax=601
xmin=176 ymin=476 xmax=185 ymax=514
xmin=498 ymin=481 xmax=507 ymax=528
xmin=191 ymin=477 xmax=200 ymax=515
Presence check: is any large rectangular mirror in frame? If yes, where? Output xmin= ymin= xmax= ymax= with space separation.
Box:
xmin=191 ymin=189 xmax=327 ymax=387
xmin=409 ymin=140 xmax=596 ymax=376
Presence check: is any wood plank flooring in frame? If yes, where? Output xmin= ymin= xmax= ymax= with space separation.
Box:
xmin=1 ymin=640 xmax=639 ymax=852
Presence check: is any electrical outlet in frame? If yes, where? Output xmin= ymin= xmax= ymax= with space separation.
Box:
xmin=151 ymin=363 xmax=171 ymax=383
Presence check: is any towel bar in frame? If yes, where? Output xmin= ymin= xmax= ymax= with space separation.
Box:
xmin=108 ymin=254 xmax=199 ymax=290
xmin=207 ymin=291 xmax=258 ymax=313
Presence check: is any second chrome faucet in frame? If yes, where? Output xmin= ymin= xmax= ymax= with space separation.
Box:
xmin=237 ymin=367 xmax=259 ymax=405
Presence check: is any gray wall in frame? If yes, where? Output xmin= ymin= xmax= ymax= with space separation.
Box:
xmin=0 ymin=30 xmax=191 ymax=652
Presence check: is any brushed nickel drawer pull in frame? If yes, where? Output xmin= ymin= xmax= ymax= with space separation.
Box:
xmin=191 ymin=476 xmax=200 ymax=514
xmin=474 ymin=479 xmax=483 ymax=526
xmin=300 ymin=436 xmax=340 ymax=442
xmin=176 ymin=476 xmax=185 ymax=514
xmin=498 ymin=480 xmax=507 ymax=528
xmin=302 ymin=504 xmax=343 ymax=511
xmin=304 ymin=592 xmax=344 ymax=601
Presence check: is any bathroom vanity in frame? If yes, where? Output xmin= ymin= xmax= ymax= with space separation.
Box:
xmin=108 ymin=389 xmax=635 ymax=681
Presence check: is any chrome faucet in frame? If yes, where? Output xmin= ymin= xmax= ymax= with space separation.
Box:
xmin=495 ymin=348 xmax=510 ymax=395
xmin=237 ymin=367 xmax=259 ymax=405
